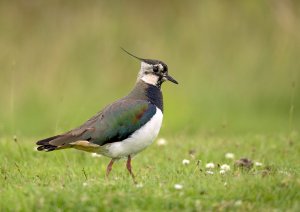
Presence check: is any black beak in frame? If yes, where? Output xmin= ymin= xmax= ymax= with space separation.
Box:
xmin=165 ymin=74 xmax=178 ymax=84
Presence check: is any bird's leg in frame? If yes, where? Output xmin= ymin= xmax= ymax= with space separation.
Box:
xmin=106 ymin=159 xmax=115 ymax=178
xmin=126 ymin=155 xmax=137 ymax=184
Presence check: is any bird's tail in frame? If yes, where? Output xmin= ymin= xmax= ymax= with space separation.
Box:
xmin=36 ymin=134 xmax=77 ymax=152
xmin=36 ymin=135 xmax=61 ymax=151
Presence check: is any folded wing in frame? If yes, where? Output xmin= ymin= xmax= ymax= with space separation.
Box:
xmin=36 ymin=99 xmax=157 ymax=151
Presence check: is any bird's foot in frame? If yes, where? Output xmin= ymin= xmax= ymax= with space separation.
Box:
xmin=106 ymin=159 xmax=115 ymax=180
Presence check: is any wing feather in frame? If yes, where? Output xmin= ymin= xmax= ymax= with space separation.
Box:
xmin=36 ymin=99 xmax=156 ymax=151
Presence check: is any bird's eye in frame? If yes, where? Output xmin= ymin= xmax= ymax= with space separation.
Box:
xmin=153 ymin=66 xmax=159 ymax=73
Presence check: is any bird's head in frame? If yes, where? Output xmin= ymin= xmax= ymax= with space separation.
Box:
xmin=121 ymin=48 xmax=178 ymax=87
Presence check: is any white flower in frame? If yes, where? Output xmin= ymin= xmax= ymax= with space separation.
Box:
xmin=182 ymin=159 xmax=190 ymax=165
xmin=83 ymin=182 xmax=88 ymax=186
xmin=255 ymin=162 xmax=263 ymax=167
xmin=136 ymin=183 xmax=143 ymax=188
xmin=91 ymin=153 xmax=102 ymax=158
xmin=174 ymin=184 xmax=183 ymax=190
xmin=206 ymin=170 xmax=214 ymax=175
xmin=225 ymin=153 xmax=235 ymax=159
xmin=220 ymin=164 xmax=230 ymax=171
xmin=205 ymin=162 xmax=215 ymax=169
xmin=157 ymin=138 xmax=167 ymax=146
xmin=219 ymin=170 xmax=226 ymax=174
xmin=234 ymin=200 xmax=243 ymax=207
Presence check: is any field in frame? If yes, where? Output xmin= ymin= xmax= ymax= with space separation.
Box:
xmin=0 ymin=1 xmax=300 ymax=211
xmin=1 ymin=133 xmax=300 ymax=211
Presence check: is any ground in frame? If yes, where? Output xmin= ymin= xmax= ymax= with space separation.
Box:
xmin=1 ymin=132 xmax=299 ymax=211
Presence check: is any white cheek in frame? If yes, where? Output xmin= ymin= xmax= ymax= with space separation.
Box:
xmin=141 ymin=74 xmax=159 ymax=85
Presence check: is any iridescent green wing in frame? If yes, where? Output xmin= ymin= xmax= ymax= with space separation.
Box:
xmin=77 ymin=99 xmax=157 ymax=146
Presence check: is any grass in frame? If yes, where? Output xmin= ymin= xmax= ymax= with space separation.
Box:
xmin=1 ymin=132 xmax=299 ymax=211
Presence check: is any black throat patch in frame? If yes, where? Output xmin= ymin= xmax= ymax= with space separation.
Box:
xmin=145 ymin=84 xmax=163 ymax=112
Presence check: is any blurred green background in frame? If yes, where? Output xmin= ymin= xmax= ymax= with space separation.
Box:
xmin=0 ymin=0 xmax=299 ymax=138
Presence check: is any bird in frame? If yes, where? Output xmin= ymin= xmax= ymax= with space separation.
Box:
xmin=36 ymin=48 xmax=178 ymax=183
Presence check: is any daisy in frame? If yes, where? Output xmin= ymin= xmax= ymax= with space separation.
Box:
xmin=220 ymin=164 xmax=230 ymax=171
xmin=182 ymin=159 xmax=190 ymax=165
xmin=174 ymin=184 xmax=183 ymax=190
xmin=219 ymin=170 xmax=226 ymax=174
xmin=206 ymin=170 xmax=214 ymax=175
xmin=91 ymin=153 xmax=102 ymax=158
xmin=225 ymin=153 xmax=235 ymax=159
xmin=205 ymin=162 xmax=215 ymax=169
xmin=255 ymin=162 xmax=263 ymax=167
xmin=157 ymin=138 xmax=167 ymax=146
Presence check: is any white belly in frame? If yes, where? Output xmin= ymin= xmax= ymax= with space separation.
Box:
xmin=101 ymin=107 xmax=163 ymax=159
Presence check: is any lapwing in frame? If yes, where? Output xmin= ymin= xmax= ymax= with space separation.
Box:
xmin=36 ymin=49 xmax=178 ymax=183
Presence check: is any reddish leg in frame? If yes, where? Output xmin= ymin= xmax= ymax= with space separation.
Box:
xmin=106 ymin=159 xmax=115 ymax=178
xmin=126 ymin=155 xmax=137 ymax=184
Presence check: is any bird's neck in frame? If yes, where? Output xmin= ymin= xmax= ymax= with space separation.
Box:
xmin=127 ymin=80 xmax=164 ymax=112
